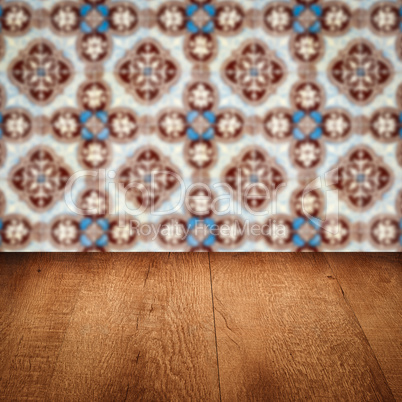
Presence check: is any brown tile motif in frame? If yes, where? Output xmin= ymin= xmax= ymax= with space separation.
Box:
xmin=367 ymin=190 xmax=402 ymax=251
xmin=48 ymin=80 xmax=139 ymax=169
xmin=329 ymin=145 xmax=393 ymax=211
xmin=153 ymin=184 xmax=247 ymax=252
xmin=0 ymin=185 xmax=40 ymax=251
xmin=222 ymin=40 xmax=287 ymax=105
xmin=8 ymin=146 xmax=72 ymax=211
xmin=116 ymin=147 xmax=181 ymax=211
xmin=0 ymin=214 xmax=35 ymax=250
xmin=222 ymin=147 xmax=287 ymax=212
xmin=0 ymin=0 xmax=400 ymax=251
xmin=0 ymin=2 xmax=34 ymax=61
xmin=156 ymin=1 xmax=246 ymax=62
xmin=155 ymin=79 xmax=248 ymax=174
xmin=49 ymin=0 xmax=139 ymax=63
xmin=115 ymin=39 xmax=181 ymax=104
xmin=262 ymin=1 xmax=353 ymax=64
xmin=0 ymin=84 xmax=35 ymax=167
xmin=8 ymin=40 xmax=74 ymax=105
xmin=262 ymin=80 xmax=354 ymax=174
xmin=329 ymin=40 xmax=394 ymax=106
xmin=369 ymin=2 xmax=402 ymax=60
xmin=49 ymin=188 xmax=137 ymax=251
xmin=261 ymin=187 xmax=355 ymax=252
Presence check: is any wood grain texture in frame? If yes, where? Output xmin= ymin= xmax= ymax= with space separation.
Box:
xmin=0 ymin=253 xmax=86 ymax=399
xmin=325 ymin=253 xmax=402 ymax=401
xmin=46 ymin=253 xmax=219 ymax=401
xmin=0 ymin=253 xmax=400 ymax=401
xmin=209 ymin=253 xmax=396 ymax=401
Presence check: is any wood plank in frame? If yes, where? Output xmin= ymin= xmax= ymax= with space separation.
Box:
xmin=325 ymin=253 xmax=402 ymax=401
xmin=210 ymin=252 xmax=395 ymax=401
xmin=46 ymin=253 xmax=219 ymax=401
xmin=0 ymin=253 xmax=85 ymax=400
xmin=0 ymin=253 xmax=32 ymax=386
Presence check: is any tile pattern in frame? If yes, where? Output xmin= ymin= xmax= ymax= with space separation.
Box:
xmin=0 ymin=0 xmax=401 ymax=251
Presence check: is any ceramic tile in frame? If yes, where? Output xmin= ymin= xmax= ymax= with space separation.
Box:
xmin=0 ymin=0 xmax=401 ymax=251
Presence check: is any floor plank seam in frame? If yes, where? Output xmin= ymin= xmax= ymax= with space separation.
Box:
xmin=323 ymin=255 xmax=396 ymax=401
xmin=208 ymin=253 xmax=222 ymax=402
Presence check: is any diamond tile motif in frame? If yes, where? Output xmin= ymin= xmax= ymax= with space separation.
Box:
xmin=0 ymin=0 xmax=401 ymax=252
xmin=329 ymin=40 xmax=394 ymax=105
xmin=9 ymin=40 xmax=74 ymax=105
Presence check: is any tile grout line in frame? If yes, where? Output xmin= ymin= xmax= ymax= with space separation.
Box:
xmin=322 ymin=254 xmax=396 ymax=401
xmin=208 ymin=252 xmax=222 ymax=402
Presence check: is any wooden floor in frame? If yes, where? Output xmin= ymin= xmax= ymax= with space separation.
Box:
xmin=0 ymin=253 xmax=400 ymax=401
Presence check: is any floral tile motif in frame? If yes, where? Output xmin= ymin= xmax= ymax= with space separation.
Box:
xmin=221 ymin=40 xmax=288 ymax=105
xmin=222 ymin=147 xmax=287 ymax=212
xmin=329 ymin=145 xmax=394 ymax=212
xmin=115 ymin=39 xmax=181 ymax=104
xmin=8 ymin=145 xmax=72 ymax=211
xmin=328 ymin=39 xmax=394 ymax=105
xmin=8 ymin=39 xmax=74 ymax=105
xmin=0 ymin=0 xmax=401 ymax=252
xmin=116 ymin=146 xmax=181 ymax=211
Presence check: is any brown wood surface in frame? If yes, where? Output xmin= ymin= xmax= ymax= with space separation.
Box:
xmin=0 ymin=252 xmax=400 ymax=401
xmin=0 ymin=253 xmax=86 ymax=399
xmin=210 ymin=253 xmax=397 ymax=401
xmin=325 ymin=253 xmax=402 ymax=401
